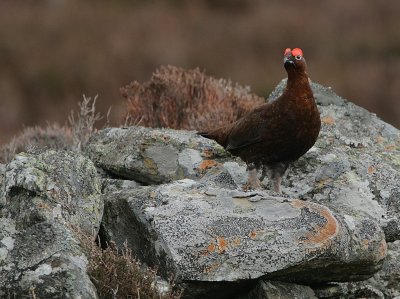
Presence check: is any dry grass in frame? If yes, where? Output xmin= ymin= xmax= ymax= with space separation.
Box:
xmin=68 ymin=95 xmax=104 ymax=151
xmin=122 ymin=65 xmax=265 ymax=131
xmin=77 ymin=230 xmax=181 ymax=299
xmin=0 ymin=124 xmax=73 ymax=163
xmin=0 ymin=95 xmax=103 ymax=163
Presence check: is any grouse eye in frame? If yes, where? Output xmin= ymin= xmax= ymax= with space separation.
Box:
xmin=295 ymin=55 xmax=302 ymax=60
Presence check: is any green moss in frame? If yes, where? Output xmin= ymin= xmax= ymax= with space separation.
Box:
xmin=143 ymin=158 xmax=159 ymax=176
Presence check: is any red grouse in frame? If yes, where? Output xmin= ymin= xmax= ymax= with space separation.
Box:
xmin=199 ymin=48 xmax=321 ymax=193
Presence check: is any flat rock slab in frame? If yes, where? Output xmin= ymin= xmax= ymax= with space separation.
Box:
xmin=84 ymin=126 xmax=234 ymax=185
xmin=103 ymin=179 xmax=386 ymax=284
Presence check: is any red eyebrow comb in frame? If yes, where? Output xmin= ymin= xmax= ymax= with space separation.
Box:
xmin=291 ymin=48 xmax=303 ymax=56
xmin=284 ymin=48 xmax=292 ymax=56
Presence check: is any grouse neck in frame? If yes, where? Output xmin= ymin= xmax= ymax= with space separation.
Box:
xmin=286 ymin=71 xmax=310 ymax=92
xmin=282 ymin=72 xmax=312 ymax=102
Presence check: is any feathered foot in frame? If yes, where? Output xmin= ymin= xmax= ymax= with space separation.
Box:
xmin=242 ymin=167 xmax=262 ymax=191
xmin=261 ymin=163 xmax=289 ymax=194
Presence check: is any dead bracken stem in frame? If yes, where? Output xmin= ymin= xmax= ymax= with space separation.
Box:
xmin=104 ymin=107 xmax=112 ymax=129
xmin=1 ymin=138 xmax=17 ymax=163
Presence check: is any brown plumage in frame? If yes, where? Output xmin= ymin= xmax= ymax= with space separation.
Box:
xmin=199 ymin=48 xmax=321 ymax=193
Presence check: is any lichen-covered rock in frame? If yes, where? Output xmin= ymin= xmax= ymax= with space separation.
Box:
xmin=4 ymin=150 xmax=103 ymax=233
xmin=316 ymin=240 xmax=400 ymax=299
xmin=0 ymin=150 xmax=104 ymax=297
xmin=0 ymin=220 xmax=98 ymax=298
xmin=271 ymin=80 xmax=400 ymax=240
xmin=102 ymin=179 xmax=386 ymax=288
xmin=0 ymin=216 xmax=17 ymax=264
xmin=0 ymin=163 xmax=5 ymax=208
xmin=101 ymin=178 xmax=140 ymax=193
xmin=356 ymin=240 xmax=400 ymax=297
xmin=240 ymin=280 xmax=318 ymax=299
xmin=84 ymin=126 xmax=236 ymax=185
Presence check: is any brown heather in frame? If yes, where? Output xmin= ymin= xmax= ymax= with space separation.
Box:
xmin=0 ymin=124 xmax=73 ymax=164
xmin=122 ymin=65 xmax=265 ymax=132
xmin=77 ymin=229 xmax=182 ymax=299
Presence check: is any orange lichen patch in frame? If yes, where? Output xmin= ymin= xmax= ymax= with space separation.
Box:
xmin=200 ymin=243 xmax=215 ymax=256
xmin=202 ymin=148 xmax=215 ymax=158
xmin=322 ymin=115 xmax=335 ymax=125
xmin=291 ymin=200 xmax=339 ymax=245
xmin=207 ymin=242 xmax=216 ymax=253
xmin=367 ymin=165 xmax=376 ymax=175
xmin=384 ymin=145 xmax=396 ymax=151
xmin=203 ymin=236 xmax=242 ymax=256
xmin=200 ymin=237 xmax=241 ymax=256
xmin=217 ymin=237 xmax=228 ymax=253
xmin=315 ymin=179 xmax=331 ymax=189
xmin=361 ymin=239 xmax=371 ymax=250
xmin=232 ymin=237 xmax=241 ymax=246
xmin=374 ymin=135 xmax=385 ymax=144
xmin=143 ymin=158 xmax=158 ymax=175
xmin=379 ymin=239 xmax=388 ymax=259
xmin=203 ymin=262 xmax=221 ymax=274
xmin=290 ymin=199 xmax=308 ymax=209
xmin=198 ymin=159 xmax=219 ymax=171
xmin=249 ymin=231 xmax=258 ymax=240
xmin=37 ymin=201 xmax=50 ymax=210
xmin=200 ymin=242 xmax=216 ymax=256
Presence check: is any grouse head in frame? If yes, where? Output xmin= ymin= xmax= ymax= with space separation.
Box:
xmin=283 ymin=48 xmax=307 ymax=74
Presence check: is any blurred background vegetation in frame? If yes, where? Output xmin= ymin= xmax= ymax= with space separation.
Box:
xmin=1 ymin=0 xmax=399 ymax=145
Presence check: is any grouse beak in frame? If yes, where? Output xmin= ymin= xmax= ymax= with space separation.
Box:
xmin=284 ymin=58 xmax=296 ymax=70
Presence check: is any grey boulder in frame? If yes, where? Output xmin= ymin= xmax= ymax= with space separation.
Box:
xmin=315 ymin=240 xmax=400 ymax=299
xmin=240 ymin=280 xmax=318 ymax=299
xmin=0 ymin=220 xmax=98 ymax=298
xmin=102 ymin=179 xmax=386 ymax=286
xmin=4 ymin=150 xmax=103 ymax=233
xmin=1 ymin=150 xmax=103 ymax=297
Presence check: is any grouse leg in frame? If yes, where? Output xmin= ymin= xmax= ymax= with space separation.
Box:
xmin=260 ymin=166 xmax=268 ymax=184
xmin=270 ymin=162 xmax=289 ymax=194
xmin=242 ymin=163 xmax=262 ymax=191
